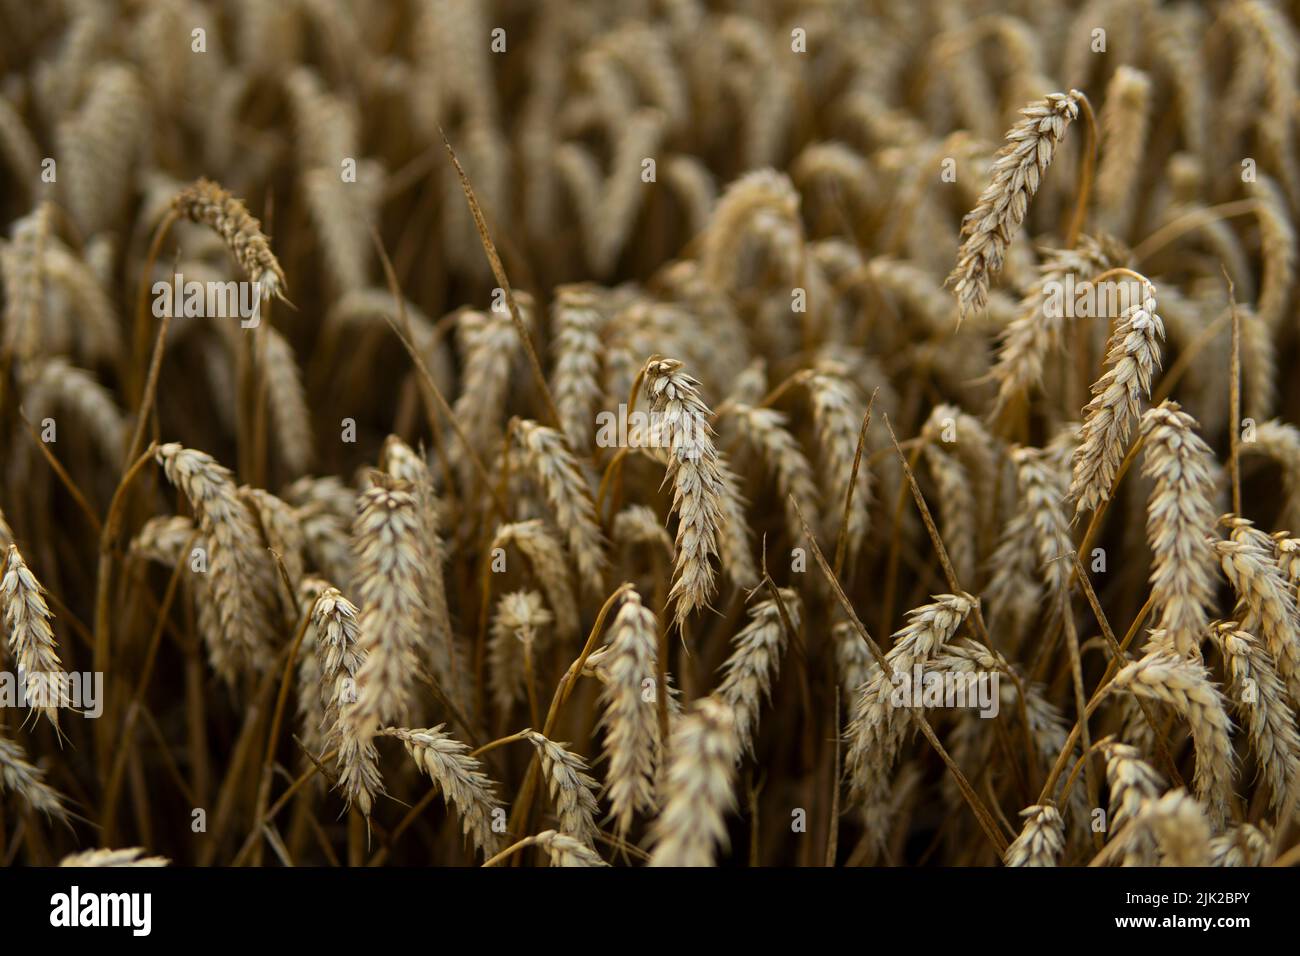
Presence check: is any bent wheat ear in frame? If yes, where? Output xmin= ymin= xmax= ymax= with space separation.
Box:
xmin=947 ymin=91 xmax=1081 ymax=319
xmin=1215 ymin=516 xmax=1300 ymax=708
xmin=845 ymin=593 xmax=977 ymax=809
xmin=155 ymin=443 xmax=276 ymax=679
xmin=172 ymin=177 xmax=287 ymax=300
xmin=527 ymin=829 xmax=609 ymax=867
xmin=648 ymin=696 xmax=741 ymax=867
xmin=383 ymin=726 xmax=504 ymax=858
xmin=1210 ymin=622 xmax=1300 ymax=811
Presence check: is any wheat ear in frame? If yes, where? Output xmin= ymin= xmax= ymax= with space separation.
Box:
xmin=156 ymin=443 xmax=276 ymax=679
xmin=172 ymin=177 xmax=286 ymax=300
xmin=513 ymin=419 xmax=607 ymax=594
xmin=58 ymin=848 xmax=170 ymax=867
xmin=1139 ymin=401 xmax=1218 ymax=658
xmin=1004 ymin=804 xmax=1066 ymax=866
xmin=716 ymin=589 xmax=801 ymax=758
xmin=596 ymin=589 xmax=661 ymax=837
xmin=521 ymin=730 xmax=601 ymax=848
xmin=0 ymin=730 xmax=69 ymax=821
xmin=350 ymin=474 xmax=427 ymax=727
xmin=492 ymin=520 xmax=579 ymax=642
xmin=648 ymin=695 xmax=741 ymax=867
xmin=1215 ymin=515 xmax=1300 ymax=708
xmin=2 ymin=544 xmax=68 ymax=727
xmin=488 ymin=590 xmax=551 ymax=716
xmin=383 ymin=726 xmax=504 ymax=858
xmin=1069 ymin=280 xmax=1165 ymax=516
xmin=845 ymin=593 xmax=977 ymax=808
xmin=947 ymin=91 xmax=1081 ymax=319
xmin=1210 ymin=621 xmax=1300 ymax=812
xmin=642 ymin=357 xmax=727 ymax=630
xmin=382 ymin=436 xmax=458 ymax=700
xmin=1107 ymin=650 xmax=1235 ymax=828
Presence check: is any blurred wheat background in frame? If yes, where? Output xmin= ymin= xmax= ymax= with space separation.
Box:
xmin=1 ymin=0 xmax=1300 ymax=867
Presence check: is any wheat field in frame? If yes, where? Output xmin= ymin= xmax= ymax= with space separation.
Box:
xmin=1 ymin=0 xmax=1299 ymax=868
